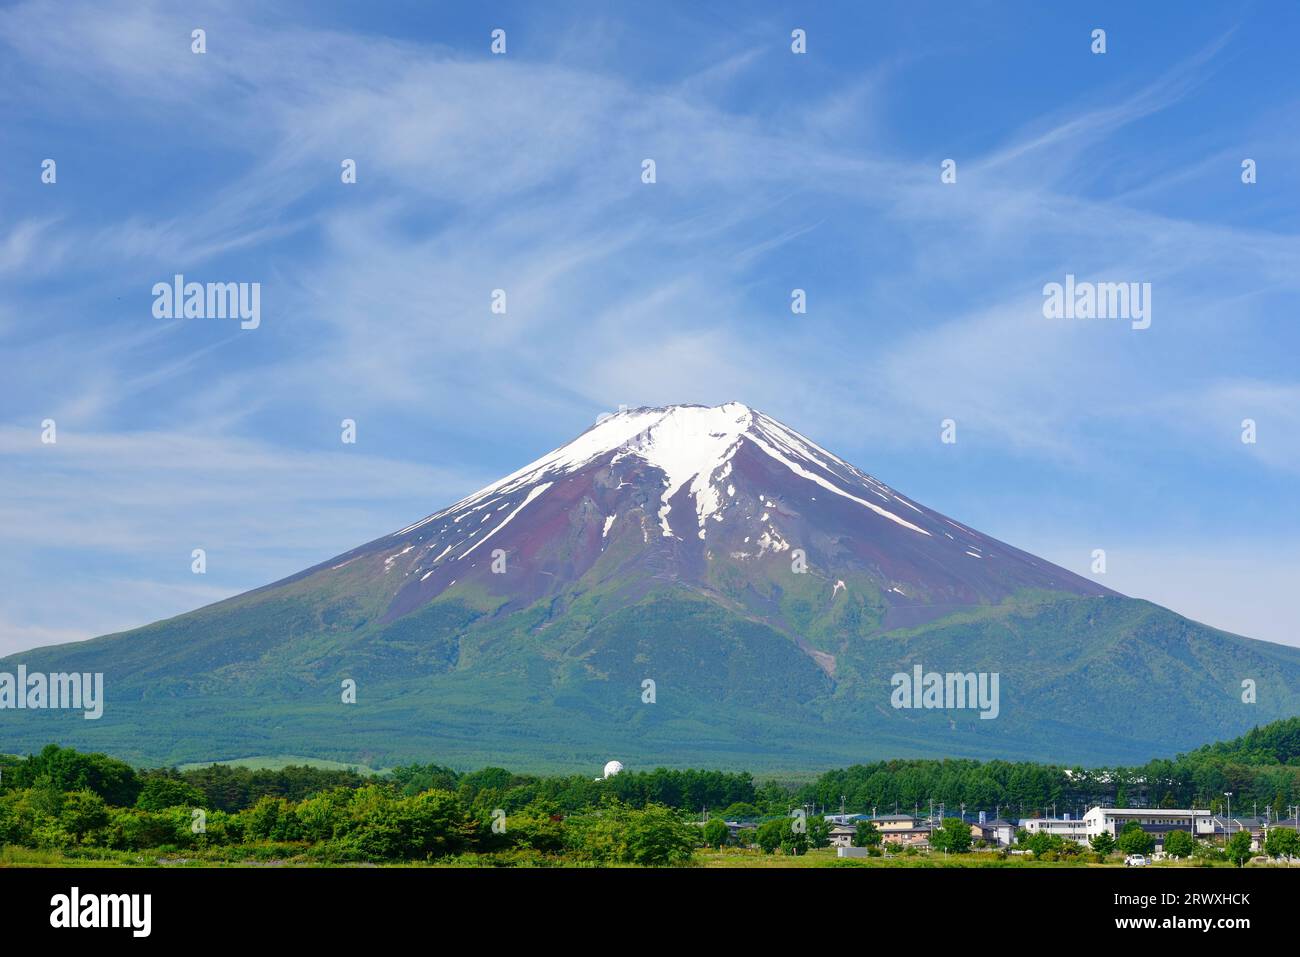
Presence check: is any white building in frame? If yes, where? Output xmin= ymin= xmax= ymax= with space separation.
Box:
xmin=1082 ymin=807 xmax=1213 ymax=839
xmin=1023 ymin=807 xmax=1213 ymax=845
xmin=1021 ymin=815 xmax=1091 ymax=843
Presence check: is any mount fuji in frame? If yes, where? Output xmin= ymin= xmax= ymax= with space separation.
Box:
xmin=6 ymin=403 xmax=1299 ymax=770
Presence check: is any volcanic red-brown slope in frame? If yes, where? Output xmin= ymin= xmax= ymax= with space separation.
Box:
xmin=266 ymin=402 xmax=1114 ymax=628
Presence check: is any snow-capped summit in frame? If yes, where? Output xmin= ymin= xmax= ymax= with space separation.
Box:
xmin=308 ymin=402 xmax=1113 ymax=626
xmin=400 ymin=402 xmax=927 ymax=543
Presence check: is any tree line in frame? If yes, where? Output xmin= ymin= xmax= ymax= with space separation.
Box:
xmin=2 ymin=718 xmax=1297 ymax=862
xmin=793 ymin=718 xmax=1300 ymax=818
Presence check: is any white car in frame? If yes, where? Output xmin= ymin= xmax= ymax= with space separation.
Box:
xmin=1124 ymin=854 xmax=1149 ymax=867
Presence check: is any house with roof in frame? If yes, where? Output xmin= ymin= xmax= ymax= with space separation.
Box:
xmin=970 ymin=818 xmax=1016 ymax=847
xmin=828 ymin=824 xmax=858 ymax=848
xmin=725 ymin=820 xmax=758 ymax=845
xmin=1021 ymin=814 xmax=1091 ymax=844
xmin=1206 ymin=816 xmax=1288 ymax=851
xmin=866 ymin=814 xmax=930 ymax=849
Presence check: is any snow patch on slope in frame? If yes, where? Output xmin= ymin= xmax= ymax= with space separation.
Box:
xmin=745 ymin=426 xmax=931 ymax=536
xmin=459 ymin=482 xmax=552 ymax=559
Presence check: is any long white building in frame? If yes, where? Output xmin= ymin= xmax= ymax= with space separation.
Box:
xmin=1082 ymin=807 xmax=1214 ymax=839
xmin=1023 ymin=807 xmax=1213 ymax=844
xmin=1021 ymin=816 xmax=1091 ymax=841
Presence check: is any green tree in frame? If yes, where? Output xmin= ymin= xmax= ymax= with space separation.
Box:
xmin=104 ymin=807 xmax=175 ymax=850
xmin=756 ymin=818 xmax=785 ymax=854
xmin=701 ymin=818 xmax=729 ymax=849
xmin=853 ymin=820 xmax=881 ymax=847
xmin=807 ymin=816 xmax=831 ymax=849
xmin=1026 ymin=831 xmax=1053 ymax=858
xmin=389 ymin=763 xmax=460 ymax=797
xmin=58 ymin=789 xmax=109 ymax=845
xmin=1117 ymin=821 xmax=1155 ymax=856
xmin=1163 ymin=829 xmax=1195 ymax=859
xmin=1056 ymin=836 xmax=1083 ymax=857
xmin=568 ymin=801 xmax=695 ymax=866
xmin=624 ymin=804 xmax=696 ymax=865
xmin=136 ymin=776 xmax=206 ymax=811
xmin=401 ymin=789 xmax=477 ymax=858
xmin=755 ymin=815 xmax=808 ymax=855
xmin=1264 ymin=827 xmax=1299 ymax=860
xmin=1090 ymin=831 xmax=1116 ymax=855
xmin=931 ymin=817 xmax=972 ymax=853
xmin=1226 ymin=830 xmax=1253 ymax=868
xmin=780 ymin=824 xmax=809 ymax=857
xmin=501 ymin=800 xmax=567 ymax=854
xmin=1192 ymin=840 xmax=1226 ymax=863
xmin=13 ymin=745 xmax=140 ymax=807
xmin=244 ymin=794 xmax=294 ymax=841
xmin=1025 ymin=832 xmax=1075 ymax=859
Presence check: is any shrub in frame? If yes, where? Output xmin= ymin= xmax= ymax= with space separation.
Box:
xmin=136 ymin=776 xmax=207 ymax=812
xmin=702 ymin=818 xmax=729 ymax=849
xmin=567 ymin=801 xmax=696 ymax=866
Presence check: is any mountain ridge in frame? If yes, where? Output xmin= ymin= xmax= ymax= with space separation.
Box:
xmin=3 ymin=402 xmax=1296 ymax=771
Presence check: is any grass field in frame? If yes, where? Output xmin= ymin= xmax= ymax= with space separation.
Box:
xmin=697 ymin=848 xmax=1185 ymax=868
xmin=4 ymin=843 xmax=1294 ymax=869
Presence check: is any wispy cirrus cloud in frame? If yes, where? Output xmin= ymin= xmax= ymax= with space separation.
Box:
xmin=0 ymin=0 xmax=1297 ymax=650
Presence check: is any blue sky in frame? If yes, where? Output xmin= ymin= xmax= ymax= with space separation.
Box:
xmin=2 ymin=0 xmax=1298 ymax=652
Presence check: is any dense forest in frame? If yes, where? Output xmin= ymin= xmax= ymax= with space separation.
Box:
xmin=1 ymin=718 xmax=1297 ymax=864
xmin=794 ymin=718 xmax=1300 ymax=818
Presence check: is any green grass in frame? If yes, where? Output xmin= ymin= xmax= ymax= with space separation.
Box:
xmin=694 ymin=847 xmax=1283 ymax=868
xmin=6 ymin=843 xmax=1285 ymax=869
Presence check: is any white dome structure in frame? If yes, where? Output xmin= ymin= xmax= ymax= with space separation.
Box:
xmin=602 ymin=760 xmax=624 ymax=779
